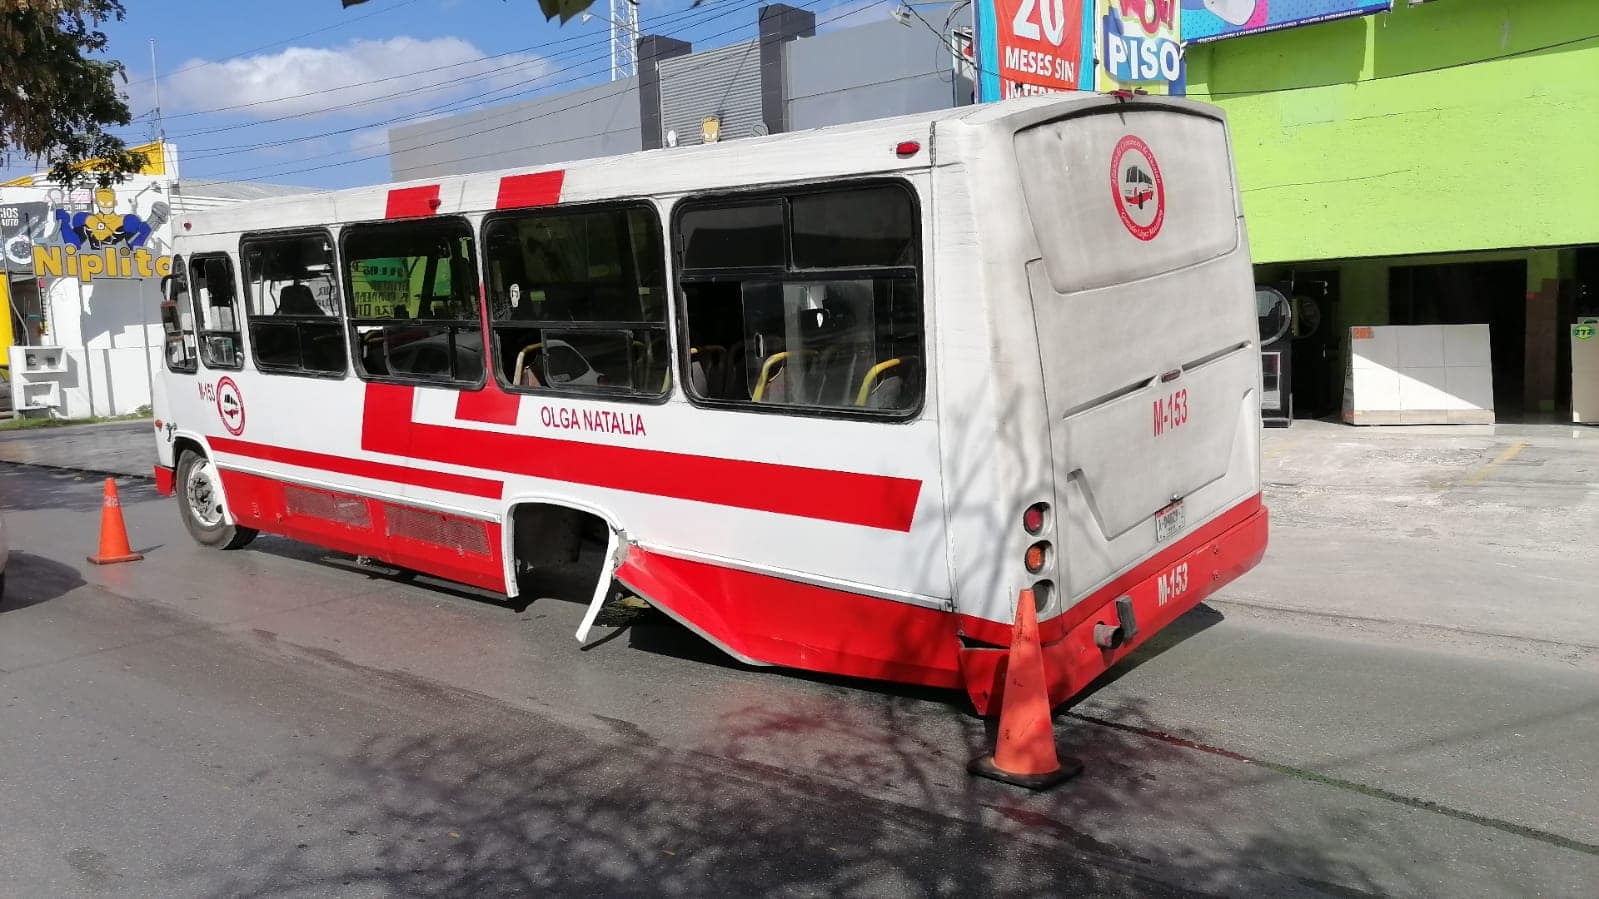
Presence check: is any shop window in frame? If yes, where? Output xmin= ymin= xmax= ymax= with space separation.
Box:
xmin=241 ymin=231 xmax=347 ymax=377
xmin=161 ymin=254 xmax=197 ymax=374
xmin=343 ymin=218 xmax=483 ymax=386
xmin=676 ymin=183 xmax=923 ymax=416
xmin=484 ymin=204 xmax=668 ymax=397
xmin=189 ymin=254 xmax=244 ymax=370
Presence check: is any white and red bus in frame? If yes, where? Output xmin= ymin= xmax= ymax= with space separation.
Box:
xmin=152 ymin=94 xmax=1268 ymax=714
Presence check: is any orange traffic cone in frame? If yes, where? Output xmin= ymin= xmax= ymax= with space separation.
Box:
xmin=87 ymin=478 xmax=144 ymax=565
xmin=968 ymin=589 xmax=1082 ymax=789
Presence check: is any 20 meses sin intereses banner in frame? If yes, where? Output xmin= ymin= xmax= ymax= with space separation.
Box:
xmin=1182 ymin=0 xmax=1393 ymax=44
xmin=977 ymin=0 xmax=1096 ymax=101
xmin=976 ymin=1 xmax=1187 ymax=100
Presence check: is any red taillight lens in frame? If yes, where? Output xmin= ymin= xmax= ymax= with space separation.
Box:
xmin=1025 ymin=541 xmax=1050 ymax=574
xmin=895 ymin=140 xmax=921 ymax=158
xmin=1023 ymin=502 xmax=1048 ymax=534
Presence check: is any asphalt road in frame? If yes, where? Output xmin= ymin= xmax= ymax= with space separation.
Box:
xmin=2 ymin=463 xmax=1596 ymax=897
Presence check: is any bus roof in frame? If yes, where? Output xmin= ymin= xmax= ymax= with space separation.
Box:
xmin=179 ymin=93 xmax=1224 ymax=237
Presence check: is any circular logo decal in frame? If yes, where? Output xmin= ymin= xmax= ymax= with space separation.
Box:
xmin=215 ymin=376 xmax=246 ymax=436
xmin=1111 ymin=135 xmax=1165 ymax=242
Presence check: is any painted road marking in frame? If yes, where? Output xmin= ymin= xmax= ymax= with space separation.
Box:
xmin=1463 ymin=441 xmax=1529 ymax=486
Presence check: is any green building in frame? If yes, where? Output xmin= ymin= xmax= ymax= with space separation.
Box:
xmin=1185 ymin=0 xmax=1599 ymax=420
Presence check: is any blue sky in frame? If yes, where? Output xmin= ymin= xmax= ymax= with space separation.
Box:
xmin=4 ymin=0 xmax=894 ymax=190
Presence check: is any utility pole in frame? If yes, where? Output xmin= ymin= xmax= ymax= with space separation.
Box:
xmin=150 ymin=38 xmax=166 ymax=143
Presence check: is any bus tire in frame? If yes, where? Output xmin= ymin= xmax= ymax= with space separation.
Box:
xmin=177 ymin=450 xmax=257 ymax=550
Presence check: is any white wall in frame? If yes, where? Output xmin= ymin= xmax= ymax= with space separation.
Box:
xmin=3 ymin=175 xmax=174 ymax=418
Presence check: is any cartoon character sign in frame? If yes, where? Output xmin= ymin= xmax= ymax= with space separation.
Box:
xmin=55 ymin=187 xmax=153 ymax=250
xmin=1182 ymin=1 xmax=1392 ymax=44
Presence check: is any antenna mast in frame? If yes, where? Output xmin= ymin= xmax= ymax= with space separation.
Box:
xmin=609 ymin=0 xmax=640 ymax=81
xmin=149 ymin=38 xmax=166 ymax=143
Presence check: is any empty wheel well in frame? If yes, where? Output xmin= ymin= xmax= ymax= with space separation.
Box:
xmin=509 ymin=502 xmax=614 ymax=603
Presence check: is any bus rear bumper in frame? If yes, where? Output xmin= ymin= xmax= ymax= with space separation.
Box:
xmin=959 ymin=499 xmax=1269 ymax=715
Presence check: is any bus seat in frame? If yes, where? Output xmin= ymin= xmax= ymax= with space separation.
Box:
xmin=752 ymin=351 xmax=795 ymax=403
xmin=855 ymin=357 xmax=916 ymax=408
xmin=688 ymin=346 xmax=722 ymax=399
xmin=362 ymin=332 xmax=388 ymax=375
xmin=513 ymin=342 xmax=543 ymax=387
xmin=278 ymin=284 xmax=322 ymax=316
xmin=815 ymin=342 xmax=873 ymax=406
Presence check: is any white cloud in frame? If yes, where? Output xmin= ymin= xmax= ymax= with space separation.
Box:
xmin=350 ymin=128 xmax=389 ymax=157
xmin=164 ymin=36 xmax=554 ymax=121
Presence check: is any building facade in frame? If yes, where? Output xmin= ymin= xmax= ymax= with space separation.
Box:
xmin=0 ymin=144 xmax=310 ymax=418
xmin=1188 ymin=0 xmax=1599 ymax=420
xmin=390 ymin=1 xmax=1597 ymax=422
xmin=389 ymin=5 xmax=973 ymax=181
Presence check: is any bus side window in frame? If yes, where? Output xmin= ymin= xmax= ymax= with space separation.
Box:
xmin=161 ymin=256 xmax=198 ymax=374
xmin=676 ymin=183 xmax=923 ymax=416
xmin=484 ymin=203 xmax=668 ymax=400
xmin=191 ymin=253 xmax=244 ymax=371
xmin=341 ymin=219 xmax=482 ymax=387
xmin=241 ymin=232 xmax=348 ymax=377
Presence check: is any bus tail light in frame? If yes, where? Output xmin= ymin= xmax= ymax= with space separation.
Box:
xmin=1025 ymin=541 xmax=1050 ymax=574
xmin=895 ymin=141 xmax=921 ymax=158
xmin=1030 ymin=580 xmax=1054 ymax=613
xmin=1023 ymin=502 xmax=1048 ymax=534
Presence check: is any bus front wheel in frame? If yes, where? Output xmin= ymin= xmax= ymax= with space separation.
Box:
xmin=177 ymin=451 xmax=257 ymax=550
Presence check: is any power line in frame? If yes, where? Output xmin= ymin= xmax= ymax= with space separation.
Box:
xmin=212 ymin=0 xmax=863 ymax=185
xmin=128 ymin=0 xmax=423 ymax=87
xmin=167 ymin=0 xmax=754 ymax=159
xmin=159 ymin=0 xmax=738 ymax=126
xmin=178 ymin=0 xmax=774 ymax=175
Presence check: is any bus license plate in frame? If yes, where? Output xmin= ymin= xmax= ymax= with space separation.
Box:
xmin=1155 ymin=501 xmax=1185 ymax=542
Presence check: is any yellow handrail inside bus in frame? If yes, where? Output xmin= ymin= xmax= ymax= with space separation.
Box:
xmin=513 ymin=342 xmax=543 ymax=386
xmin=752 ymin=351 xmax=792 ymax=402
xmin=855 ymin=358 xmax=903 ymax=407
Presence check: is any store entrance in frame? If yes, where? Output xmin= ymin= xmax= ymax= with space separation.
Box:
xmin=1388 ymin=260 xmax=1527 ymax=419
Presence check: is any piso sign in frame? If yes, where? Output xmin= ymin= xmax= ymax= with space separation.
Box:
xmin=31 ymin=186 xmax=174 ymax=284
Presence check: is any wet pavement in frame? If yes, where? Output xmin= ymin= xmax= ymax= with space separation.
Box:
xmin=0 ymin=420 xmax=155 ymax=478
xmin=1 ymin=432 xmax=1597 ymax=896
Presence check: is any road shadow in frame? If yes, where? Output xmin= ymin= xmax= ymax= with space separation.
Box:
xmin=0 ymin=550 xmax=86 ymax=613
xmin=189 ymin=713 xmax=1200 ymax=897
xmin=1066 ymin=603 xmax=1229 ymax=701
xmin=170 ymin=666 xmax=1479 ymax=899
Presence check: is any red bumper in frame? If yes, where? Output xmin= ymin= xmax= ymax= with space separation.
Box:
xmin=959 ymin=497 xmax=1269 ymax=715
xmin=154 ymin=464 xmax=176 ymax=496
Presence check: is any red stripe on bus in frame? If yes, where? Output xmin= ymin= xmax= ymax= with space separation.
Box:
xmin=217 ymin=469 xmax=507 ymax=593
xmin=385 ymin=185 xmax=441 ymax=219
xmin=957 ymin=493 xmax=1265 ymax=650
xmin=615 ymin=547 xmax=963 ymax=688
xmin=360 ymin=383 xmax=922 ymax=532
xmin=209 ymin=435 xmax=503 ymax=499
xmin=454 ymin=382 xmax=521 ymax=426
xmin=495 ymin=171 xmax=565 ymax=210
